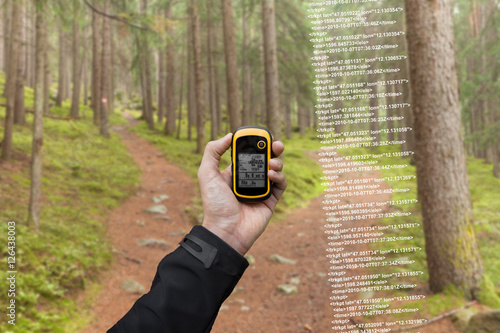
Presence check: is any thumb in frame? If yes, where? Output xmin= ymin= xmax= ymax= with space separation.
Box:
xmin=198 ymin=133 xmax=232 ymax=181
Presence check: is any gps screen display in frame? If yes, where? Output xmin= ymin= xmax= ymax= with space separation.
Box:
xmin=237 ymin=153 xmax=265 ymax=188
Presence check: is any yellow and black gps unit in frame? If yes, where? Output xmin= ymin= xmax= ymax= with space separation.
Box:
xmin=231 ymin=126 xmax=273 ymax=202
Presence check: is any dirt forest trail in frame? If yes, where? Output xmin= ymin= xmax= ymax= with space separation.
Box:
xmin=77 ymin=116 xmax=457 ymax=333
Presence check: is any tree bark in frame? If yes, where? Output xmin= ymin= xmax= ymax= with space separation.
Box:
xmin=187 ymin=21 xmax=195 ymax=141
xmin=1 ymin=1 xmax=21 ymax=161
xmin=71 ymin=5 xmax=83 ymax=118
xmin=221 ymin=0 xmax=241 ymax=131
xmin=242 ymin=3 xmax=251 ymax=126
xmin=165 ymin=5 xmax=176 ymax=136
xmin=14 ymin=0 xmax=25 ymax=126
xmin=91 ymin=7 xmax=102 ymax=125
xmin=386 ymin=83 xmax=395 ymax=142
xmin=158 ymin=48 xmax=165 ymax=124
xmin=190 ymin=0 xmax=205 ymax=153
xmin=207 ymin=0 xmax=217 ymax=140
xmin=405 ymin=0 xmax=483 ymax=297
xmin=262 ymin=0 xmax=281 ymax=140
xmin=28 ymin=1 xmax=46 ymax=229
xmin=56 ymin=27 xmax=69 ymax=106
xmin=2 ymin=0 xmax=11 ymax=75
xmin=369 ymin=84 xmax=379 ymax=149
xmin=99 ymin=4 xmax=111 ymax=138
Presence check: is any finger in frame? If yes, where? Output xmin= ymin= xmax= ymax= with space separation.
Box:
xmin=198 ymin=133 xmax=232 ymax=181
xmin=269 ymin=158 xmax=283 ymax=172
xmin=268 ymin=169 xmax=287 ymax=200
xmin=271 ymin=141 xmax=284 ymax=158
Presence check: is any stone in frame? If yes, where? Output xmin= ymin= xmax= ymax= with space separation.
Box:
xmin=241 ymin=306 xmax=250 ymax=311
xmin=268 ymin=254 xmax=296 ymax=265
xmin=231 ymin=286 xmax=245 ymax=296
xmin=465 ymin=310 xmax=500 ymax=333
xmin=136 ymin=220 xmax=145 ymax=227
xmin=151 ymin=194 xmax=169 ymax=203
xmin=290 ymin=277 xmax=301 ymax=286
xmin=121 ymin=280 xmax=145 ymax=294
xmin=143 ymin=205 xmax=167 ymax=214
xmin=154 ymin=216 xmax=171 ymax=221
xmin=277 ymin=284 xmax=298 ymax=295
xmin=220 ymin=305 xmax=229 ymax=311
xmin=244 ymin=254 xmax=255 ymax=264
xmin=360 ymin=290 xmax=374 ymax=299
xmin=451 ymin=308 xmax=477 ymax=332
xmin=169 ymin=230 xmax=186 ymax=237
xmin=136 ymin=238 xmax=170 ymax=248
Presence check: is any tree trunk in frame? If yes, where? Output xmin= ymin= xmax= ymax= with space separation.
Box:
xmin=28 ymin=2 xmax=45 ymax=229
xmin=191 ymin=0 xmax=205 ymax=153
xmin=405 ymin=0 xmax=483 ymax=297
xmin=190 ymin=0 xmax=205 ymax=153
xmin=262 ymin=0 xmax=281 ymax=140
xmin=14 ymin=0 xmax=25 ymax=126
xmin=176 ymin=40 xmax=186 ymax=140
xmin=284 ymin=92 xmax=292 ymax=139
xmin=242 ymin=3 xmax=251 ymax=126
xmin=43 ymin=34 xmax=51 ymax=115
xmin=369 ymin=84 xmax=379 ymax=149
xmin=207 ymin=0 xmax=217 ymax=140
xmin=165 ymin=5 xmax=176 ymax=135
xmin=221 ymin=0 xmax=241 ymax=131
xmin=91 ymin=7 xmax=101 ymax=125
xmin=158 ymin=48 xmax=165 ymax=124
xmin=386 ymin=83 xmax=395 ymax=142
xmin=99 ymin=4 xmax=111 ymax=138
xmin=71 ymin=8 xmax=83 ymax=118
xmin=187 ymin=29 xmax=195 ymax=141
xmin=2 ymin=0 xmax=11 ymax=75
xmin=56 ymin=27 xmax=68 ymax=106
xmin=1 ymin=1 xmax=21 ymax=161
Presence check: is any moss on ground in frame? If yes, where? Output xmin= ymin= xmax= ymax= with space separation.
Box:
xmin=0 ymin=74 xmax=140 ymax=332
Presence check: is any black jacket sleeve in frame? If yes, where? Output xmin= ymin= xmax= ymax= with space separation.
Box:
xmin=107 ymin=225 xmax=249 ymax=333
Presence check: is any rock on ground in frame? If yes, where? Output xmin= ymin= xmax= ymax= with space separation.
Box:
xmin=451 ymin=308 xmax=477 ymax=332
xmin=121 ymin=280 xmax=145 ymax=294
xmin=277 ymin=284 xmax=298 ymax=295
xmin=143 ymin=205 xmax=167 ymax=214
xmin=465 ymin=310 xmax=500 ymax=333
xmin=136 ymin=238 xmax=170 ymax=248
xmin=268 ymin=254 xmax=296 ymax=265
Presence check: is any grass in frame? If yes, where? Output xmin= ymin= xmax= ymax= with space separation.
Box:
xmin=127 ymin=109 xmax=326 ymax=220
xmin=341 ymin=141 xmax=500 ymax=321
xmin=0 ymin=75 xmax=140 ymax=332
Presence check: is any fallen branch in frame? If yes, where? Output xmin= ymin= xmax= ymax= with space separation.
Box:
xmin=387 ymin=301 xmax=476 ymax=332
xmin=121 ymin=252 xmax=142 ymax=265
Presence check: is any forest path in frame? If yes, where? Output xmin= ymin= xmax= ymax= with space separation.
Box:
xmin=78 ymin=114 xmax=196 ymax=332
xmin=77 ymin=115 xmax=456 ymax=333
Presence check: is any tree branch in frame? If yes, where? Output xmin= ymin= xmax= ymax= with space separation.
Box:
xmin=83 ymin=0 xmax=149 ymax=31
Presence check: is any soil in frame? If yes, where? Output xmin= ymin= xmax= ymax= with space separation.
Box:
xmin=78 ymin=117 xmax=462 ymax=333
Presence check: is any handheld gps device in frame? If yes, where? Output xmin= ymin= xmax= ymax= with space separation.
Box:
xmin=231 ymin=126 xmax=273 ymax=202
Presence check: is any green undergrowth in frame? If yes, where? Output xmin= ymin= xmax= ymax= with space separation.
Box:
xmin=126 ymin=109 xmax=325 ymax=220
xmin=342 ymin=143 xmax=500 ymax=322
xmin=0 ymin=78 xmax=140 ymax=332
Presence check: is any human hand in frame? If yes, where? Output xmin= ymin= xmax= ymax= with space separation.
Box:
xmin=197 ymin=133 xmax=287 ymax=256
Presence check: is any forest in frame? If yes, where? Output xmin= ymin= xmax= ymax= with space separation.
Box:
xmin=0 ymin=0 xmax=499 ymax=332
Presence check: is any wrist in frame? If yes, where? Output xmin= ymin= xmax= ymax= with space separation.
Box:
xmin=202 ymin=222 xmax=248 ymax=256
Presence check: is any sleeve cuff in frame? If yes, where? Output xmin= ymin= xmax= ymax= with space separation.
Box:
xmin=184 ymin=225 xmax=249 ymax=276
